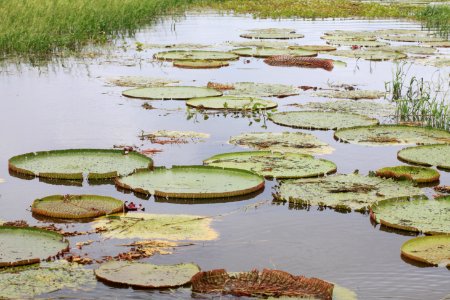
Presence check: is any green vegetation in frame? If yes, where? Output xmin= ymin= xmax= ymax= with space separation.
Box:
xmin=417 ymin=5 xmax=450 ymax=38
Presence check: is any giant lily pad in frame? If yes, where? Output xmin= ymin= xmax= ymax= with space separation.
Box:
xmin=226 ymin=82 xmax=299 ymax=97
xmin=335 ymin=125 xmax=450 ymax=146
xmin=94 ymin=213 xmax=217 ymax=240
xmin=397 ymin=144 xmax=450 ymax=170
xmin=229 ymin=132 xmax=334 ymax=155
xmin=321 ymin=35 xmax=377 ymax=42
xmin=31 ymin=195 xmax=124 ymax=219
xmin=191 ymin=269 xmax=334 ymax=299
xmin=378 ymin=45 xmax=436 ymax=55
xmin=122 ymin=86 xmax=222 ymax=100
xmin=324 ymin=30 xmax=377 ymax=38
xmin=186 ymin=96 xmax=277 ymax=110
xmin=173 ymin=60 xmax=229 ymax=69
xmin=401 ymin=236 xmax=450 ymax=267
xmin=240 ymin=31 xmax=304 ymax=40
xmin=277 ymin=174 xmax=425 ymax=212
xmin=376 ymin=166 xmax=440 ymax=183
xmin=297 ymin=100 xmax=395 ymax=117
xmin=327 ymin=40 xmax=389 ymax=47
xmin=289 ymin=45 xmax=337 ymax=51
xmin=232 ymin=47 xmax=317 ymax=58
xmin=0 ymin=226 xmax=69 ymax=267
xmin=106 ymin=76 xmax=179 ymax=87
xmin=424 ymin=41 xmax=450 ymax=48
xmin=415 ymin=56 xmax=450 ymax=68
xmin=0 ymin=261 xmax=95 ymax=298
xmin=227 ymin=40 xmax=291 ymax=48
xmin=8 ymin=149 xmax=152 ymax=180
xmin=204 ymin=151 xmax=336 ymax=179
xmin=329 ymin=50 xmax=407 ymax=61
xmin=373 ymin=29 xmax=430 ymax=36
xmin=370 ymin=197 xmax=450 ymax=234
xmin=115 ymin=166 xmax=264 ymax=198
xmin=95 ymin=261 xmax=200 ymax=288
xmin=380 ymin=35 xmax=447 ymax=42
xmin=154 ymin=50 xmax=238 ymax=61
xmin=315 ymin=90 xmax=385 ymax=100
xmin=270 ymin=111 xmax=379 ymax=130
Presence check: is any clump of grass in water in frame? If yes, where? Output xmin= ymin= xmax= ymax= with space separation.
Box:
xmin=416 ymin=5 xmax=450 ymax=38
xmin=385 ymin=63 xmax=449 ymax=130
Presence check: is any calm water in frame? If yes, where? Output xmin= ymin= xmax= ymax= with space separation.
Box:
xmin=0 ymin=14 xmax=449 ymax=299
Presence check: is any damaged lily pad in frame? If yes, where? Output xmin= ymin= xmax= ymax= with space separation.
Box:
xmin=371 ymin=197 xmax=450 ymax=234
xmin=335 ymin=125 xmax=450 ymax=146
xmin=142 ymin=130 xmax=210 ymax=140
xmin=191 ymin=269 xmax=334 ymax=299
xmin=327 ymin=40 xmax=389 ymax=47
xmin=401 ymin=235 xmax=450 ymax=267
xmin=315 ymin=90 xmax=384 ymax=100
xmin=376 ymin=166 xmax=440 ymax=183
xmin=122 ymin=86 xmax=222 ymax=100
xmin=296 ymin=100 xmax=395 ymax=117
xmin=106 ymin=76 xmax=179 ymax=87
xmin=229 ymin=132 xmax=334 ymax=155
xmin=8 ymin=149 xmax=152 ymax=180
xmin=154 ymin=50 xmax=238 ymax=61
xmin=0 ymin=226 xmax=69 ymax=267
xmin=378 ymin=45 xmax=436 ymax=55
xmin=277 ymin=174 xmax=425 ymax=212
xmin=269 ymin=111 xmax=379 ymax=130
xmin=226 ymin=82 xmax=299 ymax=98
xmin=329 ymin=50 xmax=407 ymax=61
xmin=31 ymin=195 xmax=124 ymax=219
xmin=173 ymin=60 xmax=229 ymax=69
xmin=115 ymin=166 xmax=264 ymax=198
xmin=95 ymin=261 xmax=200 ymax=288
xmin=289 ymin=45 xmax=337 ymax=51
xmin=0 ymin=261 xmax=95 ymax=298
xmin=232 ymin=47 xmax=317 ymax=58
xmin=186 ymin=96 xmax=277 ymax=110
xmin=397 ymin=144 xmax=450 ymax=170
xmin=94 ymin=213 xmax=217 ymax=240
xmin=380 ymin=35 xmax=447 ymax=43
xmin=204 ymin=151 xmax=336 ymax=179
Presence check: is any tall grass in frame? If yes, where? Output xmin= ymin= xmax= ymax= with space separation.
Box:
xmin=416 ymin=5 xmax=450 ymax=38
xmin=0 ymin=0 xmax=196 ymax=56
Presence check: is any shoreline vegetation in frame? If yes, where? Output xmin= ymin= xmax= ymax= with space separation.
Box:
xmin=0 ymin=0 xmax=449 ymax=57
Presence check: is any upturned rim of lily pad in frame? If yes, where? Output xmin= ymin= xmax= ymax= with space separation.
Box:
xmin=231 ymin=47 xmax=317 ymax=58
xmin=173 ymin=60 xmax=229 ymax=69
xmin=186 ymin=96 xmax=278 ymax=111
xmin=401 ymin=235 xmax=450 ymax=267
xmin=375 ymin=166 xmax=440 ymax=183
xmin=122 ymin=86 xmax=223 ymax=100
xmin=153 ymin=50 xmax=239 ymax=61
xmin=397 ymin=144 xmax=450 ymax=171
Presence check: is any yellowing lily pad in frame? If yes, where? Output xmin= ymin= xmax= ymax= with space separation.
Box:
xmin=376 ymin=166 xmax=440 ymax=183
xmin=401 ymin=235 xmax=450 ymax=267
xmin=288 ymin=45 xmax=337 ymax=51
xmin=122 ymin=86 xmax=222 ymax=100
xmin=397 ymin=144 xmax=450 ymax=170
xmin=173 ymin=60 xmax=229 ymax=69
xmin=95 ymin=261 xmax=200 ymax=288
xmin=204 ymin=151 xmax=336 ymax=179
xmin=226 ymin=82 xmax=299 ymax=97
xmin=232 ymin=47 xmax=317 ymax=58
xmin=297 ymin=100 xmax=395 ymax=117
xmin=186 ymin=96 xmax=277 ymax=110
xmin=315 ymin=90 xmax=385 ymax=100
xmin=154 ymin=50 xmax=238 ymax=61
xmin=330 ymin=50 xmax=407 ymax=61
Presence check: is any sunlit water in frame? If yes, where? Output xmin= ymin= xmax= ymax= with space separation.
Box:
xmin=0 ymin=14 xmax=449 ymax=299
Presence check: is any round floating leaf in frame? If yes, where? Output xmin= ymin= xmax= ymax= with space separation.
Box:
xmin=232 ymin=47 xmax=317 ymax=58
xmin=378 ymin=45 xmax=436 ymax=55
xmin=94 ymin=213 xmax=217 ymax=240
xmin=330 ymin=50 xmax=407 ymax=61
xmin=204 ymin=151 xmax=336 ymax=179
xmin=31 ymin=195 xmax=124 ymax=219
xmin=424 ymin=41 xmax=450 ymax=48
xmin=335 ymin=125 xmax=450 ymax=146
xmin=322 ymin=35 xmax=377 ymax=42
xmin=95 ymin=261 xmax=200 ymax=288
xmin=376 ymin=166 xmax=440 ymax=183
xmin=186 ymin=96 xmax=277 ymax=110
xmin=191 ymin=269 xmax=334 ymax=299
xmin=324 ymin=30 xmax=377 ymax=38
xmin=0 ymin=261 xmax=95 ymax=298
xmin=371 ymin=197 xmax=450 ymax=234
xmin=173 ymin=60 xmax=229 ymax=69
xmin=143 ymin=43 xmax=209 ymax=49
xmin=106 ymin=76 xmax=179 ymax=87
xmin=380 ymin=35 xmax=447 ymax=42
xmin=240 ymin=31 xmax=304 ymax=40
xmin=315 ymin=90 xmax=385 ymax=100
xmin=229 ymin=132 xmax=334 ymax=155
xmin=373 ymin=29 xmax=430 ymax=36
xmin=9 ymin=149 xmax=152 ymax=180
xmin=116 ymin=166 xmax=264 ymax=198
xmin=154 ymin=50 xmax=238 ymax=61
xmin=398 ymin=144 xmax=450 ymax=170
xmin=415 ymin=57 xmax=450 ymax=68
xmin=327 ymin=40 xmax=389 ymax=47
xmin=122 ymin=86 xmax=222 ymax=100
xmin=0 ymin=226 xmax=69 ymax=267
xmin=270 ymin=111 xmax=379 ymax=130
xmin=227 ymin=40 xmax=291 ymax=48
xmin=401 ymin=236 xmax=450 ymax=267
xmin=277 ymin=174 xmax=425 ymax=212
xmin=226 ymin=82 xmax=299 ymax=97
xmin=143 ymin=130 xmax=210 ymax=139
xmin=298 ymin=100 xmax=395 ymax=117
xmin=288 ymin=45 xmax=336 ymax=51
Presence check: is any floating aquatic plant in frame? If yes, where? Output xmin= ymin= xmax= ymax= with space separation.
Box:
xmin=375 ymin=166 xmax=440 ymax=183
xmin=240 ymin=29 xmax=304 ymax=40
xmin=264 ymin=55 xmax=334 ymax=71
xmin=232 ymin=47 xmax=317 ymax=58
xmin=397 ymin=144 xmax=450 ymax=170
xmin=122 ymin=86 xmax=222 ymax=100
xmin=186 ymin=96 xmax=278 ymax=111
xmin=154 ymin=50 xmax=239 ymax=61
xmin=106 ymin=76 xmax=179 ymax=87
xmin=329 ymin=49 xmax=407 ymax=61
xmin=401 ymin=235 xmax=450 ymax=267
xmin=315 ymin=90 xmax=385 ymax=100
xmin=327 ymin=40 xmax=389 ymax=47
xmin=173 ymin=60 xmax=229 ymax=69
xmin=378 ymin=45 xmax=436 ymax=55
xmin=214 ymin=81 xmax=299 ymax=98
xmin=295 ymin=100 xmax=395 ymax=117
xmin=288 ymin=45 xmax=337 ymax=51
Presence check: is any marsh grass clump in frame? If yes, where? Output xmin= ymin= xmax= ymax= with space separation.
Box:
xmin=417 ymin=5 xmax=450 ymax=38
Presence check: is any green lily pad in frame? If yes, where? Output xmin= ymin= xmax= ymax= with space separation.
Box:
xmin=288 ymin=45 xmax=337 ymax=51
xmin=154 ymin=50 xmax=238 ymax=61
xmin=327 ymin=40 xmax=389 ymax=47
xmin=371 ymin=197 xmax=450 ymax=234
xmin=398 ymin=144 xmax=450 ymax=170
xmin=95 ymin=261 xmax=200 ymax=288
xmin=122 ymin=86 xmax=222 ymax=100
xmin=269 ymin=111 xmax=379 ymax=130
xmin=401 ymin=235 xmax=450 ymax=267
xmin=0 ymin=226 xmax=69 ymax=267
xmin=315 ymin=90 xmax=385 ymax=100
xmin=329 ymin=50 xmax=407 ymax=61
xmin=229 ymin=132 xmax=334 ymax=155
xmin=142 ymin=130 xmax=210 ymax=140
xmin=335 ymin=125 xmax=450 ymax=146
xmin=424 ymin=41 xmax=450 ymax=48
xmin=0 ymin=261 xmax=95 ymax=298
xmin=226 ymin=82 xmax=299 ymax=97
xmin=116 ymin=166 xmax=264 ymax=198
xmin=415 ymin=56 xmax=450 ymax=68
xmin=173 ymin=60 xmax=229 ymax=69
xmin=232 ymin=47 xmax=317 ymax=58
xmin=378 ymin=45 xmax=436 ymax=55
xmin=376 ymin=166 xmax=440 ymax=183
xmin=94 ymin=213 xmax=218 ymax=240
xmin=227 ymin=40 xmax=291 ymax=48
xmin=324 ymin=30 xmax=377 ymax=38
xmin=186 ymin=96 xmax=277 ymax=110
xmin=31 ymin=195 xmax=124 ymax=219
xmin=297 ymin=100 xmax=395 ymax=117
xmin=277 ymin=174 xmax=425 ymax=212
xmin=106 ymin=76 xmax=179 ymax=87
xmin=322 ymin=35 xmax=377 ymax=42
xmin=8 ymin=149 xmax=152 ymax=180
xmin=380 ymin=35 xmax=447 ymax=42
xmin=240 ymin=31 xmax=304 ymax=40
xmin=204 ymin=151 xmax=336 ymax=179
xmin=373 ymin=29 xmax=430 ymax=36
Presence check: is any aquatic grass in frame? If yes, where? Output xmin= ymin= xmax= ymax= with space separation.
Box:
xmin=416 ymin=5 xmax=450 ymax=38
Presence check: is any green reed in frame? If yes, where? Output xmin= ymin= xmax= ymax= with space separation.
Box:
xmin=416 ymin=5 xmax=450 ymax=38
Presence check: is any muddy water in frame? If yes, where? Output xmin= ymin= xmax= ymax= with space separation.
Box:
xmin=0 ymin=14 xmax=449 ymax=299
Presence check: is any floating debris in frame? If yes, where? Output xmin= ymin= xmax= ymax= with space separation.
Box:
xmin=122 ymin=86 xmax=222 ymax=100
xmin=264 ymin=55 xmax=334 ymax=71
